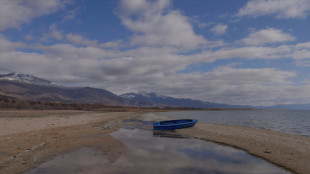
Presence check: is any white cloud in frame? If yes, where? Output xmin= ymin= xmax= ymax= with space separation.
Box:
xmin=66 ymin=33 xmax=122 ymax=48
xmin=119 ymin=0 xmax=151 ymax=13
xmin=208 ymin=66 xmax=295 ymax=85
xmin=2 ymin=33 xmax=310 ymax=106
xmin=0 ymin=35 xmax=24 ymax=51
xmin=118 ymin=0 xmax=206 ymax=49
xmin=293 ymin=49 xmax=310 ymax=60
xmin=172 ymin=67 xmax=309 ymax=106
xmin=192 ymin=45 xmax=293 ymax=64
xmin=40 ymin=24 xmax=64 ymax=41
xmin=66 ymin=33 xmax=83 ymax=44
xmin=293 ymin=42 xmax=310 ymax=60
xmin=100 ymin=40 xmax=123 ymax=48
xmin=295 ymin=60 xmax=310 ymax=67
xmin=210 ymin=24 xmax=228 ymax=36
xmin=38 ymin=43 xmax=114 ymax=60
xmin=242 ymin=28 xmax=295 ymax=45
xmin=0 ymin=0 xmax=67 ymax=31
xmin=1 ymin=0 xmax=310 ymax=106
xmin=110 ymin=65 xmax=306 ymax=106
xmin=65 ymin=33 xmax=98 ymax=46
xmin=192 ymin=41 xmax=310 ymax=65
xmin=237 ymin=0 xmax=310 ymax=19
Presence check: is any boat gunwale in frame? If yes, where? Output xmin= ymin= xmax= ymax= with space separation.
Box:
xmin=153 ymin=119 xmax=198 ymax=127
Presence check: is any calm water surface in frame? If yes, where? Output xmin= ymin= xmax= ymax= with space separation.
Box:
xmin=26 ymin=119 xmax=291 ymax=174
xmin=159 ymin=110 xmax=310 ymax=137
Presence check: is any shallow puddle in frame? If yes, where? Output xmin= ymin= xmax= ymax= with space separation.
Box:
xmin=26 ymin=120 xmax=292 ymax=174
xmin=109 ymin=128 xmax=291 ymax=174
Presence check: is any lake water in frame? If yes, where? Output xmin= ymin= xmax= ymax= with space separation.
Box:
xmin=158 ymin=110 xmax=310 ymax=137
xmin=26 ymin=119 xmax=292 ymax=174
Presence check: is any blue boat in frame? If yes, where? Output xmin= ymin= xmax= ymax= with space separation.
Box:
xmin=153 ymin=119 xmax=198 ymax=130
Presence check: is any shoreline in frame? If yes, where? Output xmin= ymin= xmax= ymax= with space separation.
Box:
xmin=175 ymin=122 xmax=310 ymax=174
xmin=0 ymin=110 xmax=309 ymax=174
xmin=141 ymin=112 xmax=310 ymax=174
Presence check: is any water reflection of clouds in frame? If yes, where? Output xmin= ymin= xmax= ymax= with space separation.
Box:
xmin=111 ymin=128 xmax=290 ymax=174
xmin=28 ymin=128 xmax=290 ymax=174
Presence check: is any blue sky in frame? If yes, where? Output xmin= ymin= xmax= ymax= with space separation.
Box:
xmin=1 ymin=0 xmax=310 ymax=106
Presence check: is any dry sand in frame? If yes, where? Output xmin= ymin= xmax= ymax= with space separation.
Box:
xmin=1 ymin=111 xmax=310 ymax=174
xmin=0 ymin=110 xmax=138 ymax=174
xmin=0 ymin=110 xmax=124 ymax=136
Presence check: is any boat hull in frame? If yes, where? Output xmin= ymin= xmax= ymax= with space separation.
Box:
xmin=153 ymin=119 xmax=198 ymax=130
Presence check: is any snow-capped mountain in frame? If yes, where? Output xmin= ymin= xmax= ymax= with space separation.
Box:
xmin=0 ymin=72 xmax=125 ymax=105
xmin=121 ymin=91 xmax=165 ymax=99
xmin=1 ymin=73 xmax=307 ymax=109
xmin=121 ymin=92 xmax=310 ymax=109
xmin=120 ymin=92 xmax=160 ymax=107
xmin=120 ymin=91 xmax=235 ymax=108
xmin=0 ymin=72 xmax=53 ymax=86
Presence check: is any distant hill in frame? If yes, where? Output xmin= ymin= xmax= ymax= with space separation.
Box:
xmin=120 ymin=91 xmax=251 ymax=109
xmin=0 ymin=72 xmax=125 ymax=106
xmin=263 ymin=104 xmax=310 ymax=110
xmin=1 ymin=72 xmax=308 ymax=110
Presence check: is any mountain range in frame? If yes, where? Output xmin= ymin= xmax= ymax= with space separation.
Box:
xmin=120 ymin=91 xmax=250 ymax=109
xmin=0 ymin=72 xmax=125 ymax=106
xmin=0 ymin=72 xmax=309 ymax=110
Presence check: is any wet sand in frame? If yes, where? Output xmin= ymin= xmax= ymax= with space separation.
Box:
xmin=176 ymin=122 xmax=310 ymax=174
xmin=1 ymin=111 xmax=309 ymax=174
xmin=141 ymin=113 xmax=310 ymax=174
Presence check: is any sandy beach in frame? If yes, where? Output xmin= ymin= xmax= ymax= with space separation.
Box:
xmin=0 ymin=110 xmax=309 ymax=174
xmin=176 ymin=122 xmax=310 ymax=174
xmin=0 ymin=110 xmax=137 ymax=174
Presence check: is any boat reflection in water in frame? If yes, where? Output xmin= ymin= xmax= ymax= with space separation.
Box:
xmin=153 ymin=130 xmax=187 ymax=138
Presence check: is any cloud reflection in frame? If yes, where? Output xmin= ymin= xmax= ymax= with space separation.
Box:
xmin=110 ymin=128 xmax=290 ymax=174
